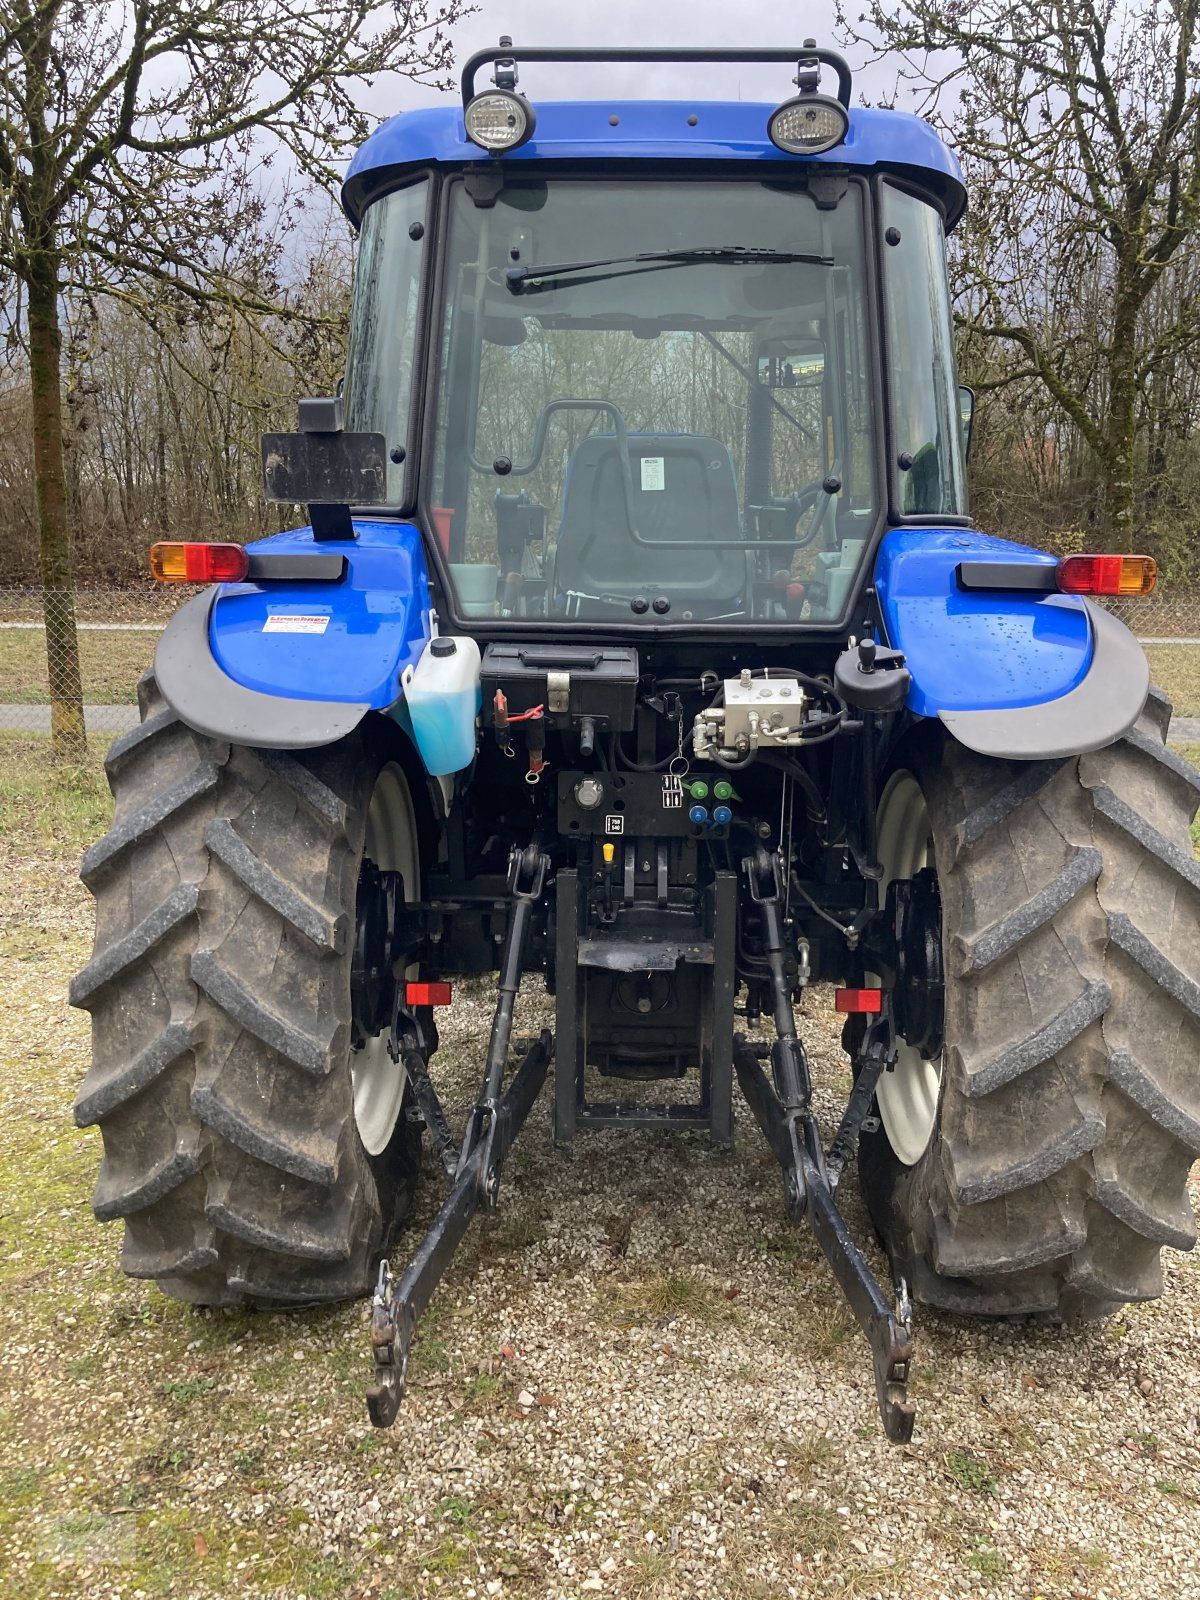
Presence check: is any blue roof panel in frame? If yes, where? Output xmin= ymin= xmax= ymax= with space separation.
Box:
xmin=342 ymin=101 xmax=966 ymax=227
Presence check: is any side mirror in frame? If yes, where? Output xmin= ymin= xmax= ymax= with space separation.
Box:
xmin=958 ymin=385 xmax=975 ymax=462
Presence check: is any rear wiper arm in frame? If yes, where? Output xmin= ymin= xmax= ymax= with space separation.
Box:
xmin=505 ymin=246 xmax=834 ymax=295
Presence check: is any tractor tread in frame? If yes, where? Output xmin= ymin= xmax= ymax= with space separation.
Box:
xmin=933 ymin=1193 xmax=1086 ymax=1278
xmin=74 ymin=1019 xmax=196 ymax=1127
xmin=190 ymin=1075 xmax=341 ymax=1187
xmin=227 ymin=1257 xmax=372 ymax=1305
xmin=953 ymin=846 xmax=1102 ymax=974
xmin=1065 ymin=1213 xmax=1164 ymax=1304
xmin=248 ymin=748 xmax=348 ymax=826
xmin=1140 ymin=684 xmax=1173 ymax=738
xmin=945 ymin=1074 xmax=1104 ymax=1204
xmin=954 ymin=979 xmax=1109 ymax=1097
xmin=1092 ymin=1164 xmax=1197 ymax=1251
xmin=82 ymin=764 xmax=220 ymax=884
xmin=1106 ymin=912 xmax=1200 ymax=1021
xmin=1119 ymin=725 xmax=1200 ymax=800
xmin=122 ymin=1235 xmax=220 ymax=1282
xmin=93 ymin=1129 xmax=203 ymax=1221
xmin=70 ymin=883 xmax=200 ymax=1009
xmin=103 ymin=707 xmax=180 ymax=773
xmin=203 ymin=817 xmax=346 ymax=953
xmin=1091 ymin=784 xmax=1200 ymax=892
xmin=190 ymin=948 xmax=337 ymax=1077
xmin=909 ymin=1258 xmax=1060 ymax=1318
xmin=1107 ymin=1049 xmax=1200 ymax=1152
xmin=204 ymin=1173 xmax=357 ymax=1262
xmin=950 ymin=758 xmax=1063 ymax=858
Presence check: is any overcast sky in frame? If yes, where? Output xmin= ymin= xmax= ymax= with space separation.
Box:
xmin=359 ymin=2 xmax=904 ymax=136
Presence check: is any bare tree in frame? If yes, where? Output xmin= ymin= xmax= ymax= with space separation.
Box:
xmin=839 ymin=0 xmax=1200 ymax=552
xmin=0 ymin=0 xmax=465 ymax=757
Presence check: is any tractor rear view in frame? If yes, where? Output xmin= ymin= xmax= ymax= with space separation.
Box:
xmin=71 ymin=42 xmax=1199 ymax=1443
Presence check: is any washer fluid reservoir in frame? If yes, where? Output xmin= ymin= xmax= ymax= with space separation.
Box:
xmin=405 ymin=636 xmax=482 ymax=776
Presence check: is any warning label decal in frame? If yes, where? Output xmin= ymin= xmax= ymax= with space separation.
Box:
xmin=262 ymin=614 xmax=330 ymax=634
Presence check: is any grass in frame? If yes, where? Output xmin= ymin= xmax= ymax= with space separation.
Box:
xmin=0 ymin=733 xmax=113 ymax=850
xmin=967 ymin=1541 xmax=1008 ymax=1579
xmin=627 ymin=1547 xmax=673 ymax=1595
xmin=613 ymin=1270 xmax=737 ymax=1326
xmin=436 ymin=1494 xmax=475 ymax=1528
xmin=781 ymin=1434 xmax=835 ymax=1472
xmin=1146 ymin=645 xmax=1200 ymax=715
xmin=790 ymin=1504 xmax=846 ymax=1559
xmin=944 ymin=1448 xmax=997 ymax=1495
xmin=0 ymin=628 xmax=157 ymax=704
xmin=161 ymin=1376 xmax=216 ymax=1405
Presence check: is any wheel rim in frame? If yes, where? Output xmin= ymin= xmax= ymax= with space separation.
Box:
xmin=352 ymin=763 xmax=419 ymax=1157
xmin=872 ymin=771 xmax=941 ymax=1166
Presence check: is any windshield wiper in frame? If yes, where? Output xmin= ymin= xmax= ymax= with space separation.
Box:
xmin=505 ymin=245 xmax=834 ymax=295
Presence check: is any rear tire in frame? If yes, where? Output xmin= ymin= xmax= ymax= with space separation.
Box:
xmin=859 ymin=691 xmax=1200 ymax=1319
xmin=71 ymin=678 xmax=424 ymax=1306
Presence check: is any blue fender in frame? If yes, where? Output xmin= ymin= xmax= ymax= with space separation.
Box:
xmin=874 ymin=528 xmax=1149 ymax=759
xmin=154 ymin=521 xmax=433 ymax=749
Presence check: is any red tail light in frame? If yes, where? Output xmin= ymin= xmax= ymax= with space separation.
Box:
xmin=1056 ymin=554 xmax=1156 ymax=597
xmin=149 ymin=542 xmax=249 ymax=583
xmin=405 ymin=982 xmax=453 ymax=1007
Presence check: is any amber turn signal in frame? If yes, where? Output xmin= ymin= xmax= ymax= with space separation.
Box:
xmin=149 ymin=541 xmax=249 ymax=583
xmin=1056 ymin=554 xmax=1157 ymax=597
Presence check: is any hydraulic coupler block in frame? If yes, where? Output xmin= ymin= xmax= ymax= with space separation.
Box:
xmin=693 ymin=669 xmax=808 ymax=759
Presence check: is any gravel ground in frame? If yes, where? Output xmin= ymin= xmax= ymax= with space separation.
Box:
xmin=1 ymin=838 xmax=1199 ymax=1600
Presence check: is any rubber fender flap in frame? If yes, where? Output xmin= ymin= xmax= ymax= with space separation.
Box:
xmin=155 ymin=591 xmax=369 ymax=749
xmin=939 ymin=602 xmax=1149 ymax=760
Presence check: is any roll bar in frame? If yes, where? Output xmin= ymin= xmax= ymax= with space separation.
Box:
xmin=460 ymin=42 xmax=854 ymax=111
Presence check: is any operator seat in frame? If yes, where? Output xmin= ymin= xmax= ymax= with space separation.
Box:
xmin=553 ymin=433 xmax=746 ymax=617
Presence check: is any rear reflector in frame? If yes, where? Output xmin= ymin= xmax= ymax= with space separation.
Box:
xmin=1056 ymin=553 xmax=1157 ymax=597
xmin=835 ymin=987 xmax=883 ymax=1014
xmin=149 ymin=541 xmax=249 ymax=583
xmin=405 ymin=981 xmax=452 ymax=1007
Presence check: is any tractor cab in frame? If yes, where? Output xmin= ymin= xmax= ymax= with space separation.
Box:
xmin=340 ymin=43 xmax=970 ymax=636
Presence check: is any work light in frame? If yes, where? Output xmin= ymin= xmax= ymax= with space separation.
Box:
xmin=464 ymin=90 xmax=536 ymax=153
xmin=767 ymin=94 xmax=849 ymax=155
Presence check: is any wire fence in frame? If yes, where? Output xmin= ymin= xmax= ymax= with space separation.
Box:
xmin=2 ymin=585 xmax=1199 ymax=762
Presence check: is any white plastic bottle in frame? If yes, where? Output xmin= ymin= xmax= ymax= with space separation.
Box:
xmin=405 ymin=635 xmax=482 ymax=776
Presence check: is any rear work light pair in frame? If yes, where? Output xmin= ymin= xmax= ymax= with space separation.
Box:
xmin=462 ymin=86 xmax=848 ymax=158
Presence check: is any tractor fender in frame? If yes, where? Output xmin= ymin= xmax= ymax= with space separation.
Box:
xmin=874 ymin=528 xmax=1149 ymax=761
xmin=154 ymin=521 xmax=433 ymax=749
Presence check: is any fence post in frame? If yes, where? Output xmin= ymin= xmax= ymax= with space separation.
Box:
xmin=41 ymin=586 xmax=87 ymax=761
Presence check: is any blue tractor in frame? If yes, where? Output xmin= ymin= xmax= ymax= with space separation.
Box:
xmin=72 ymin=43 xmax=1199 ymax=1442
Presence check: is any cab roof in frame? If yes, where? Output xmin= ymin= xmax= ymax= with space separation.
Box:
xmin=342 ymin=101 xmax=966 ymax=231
